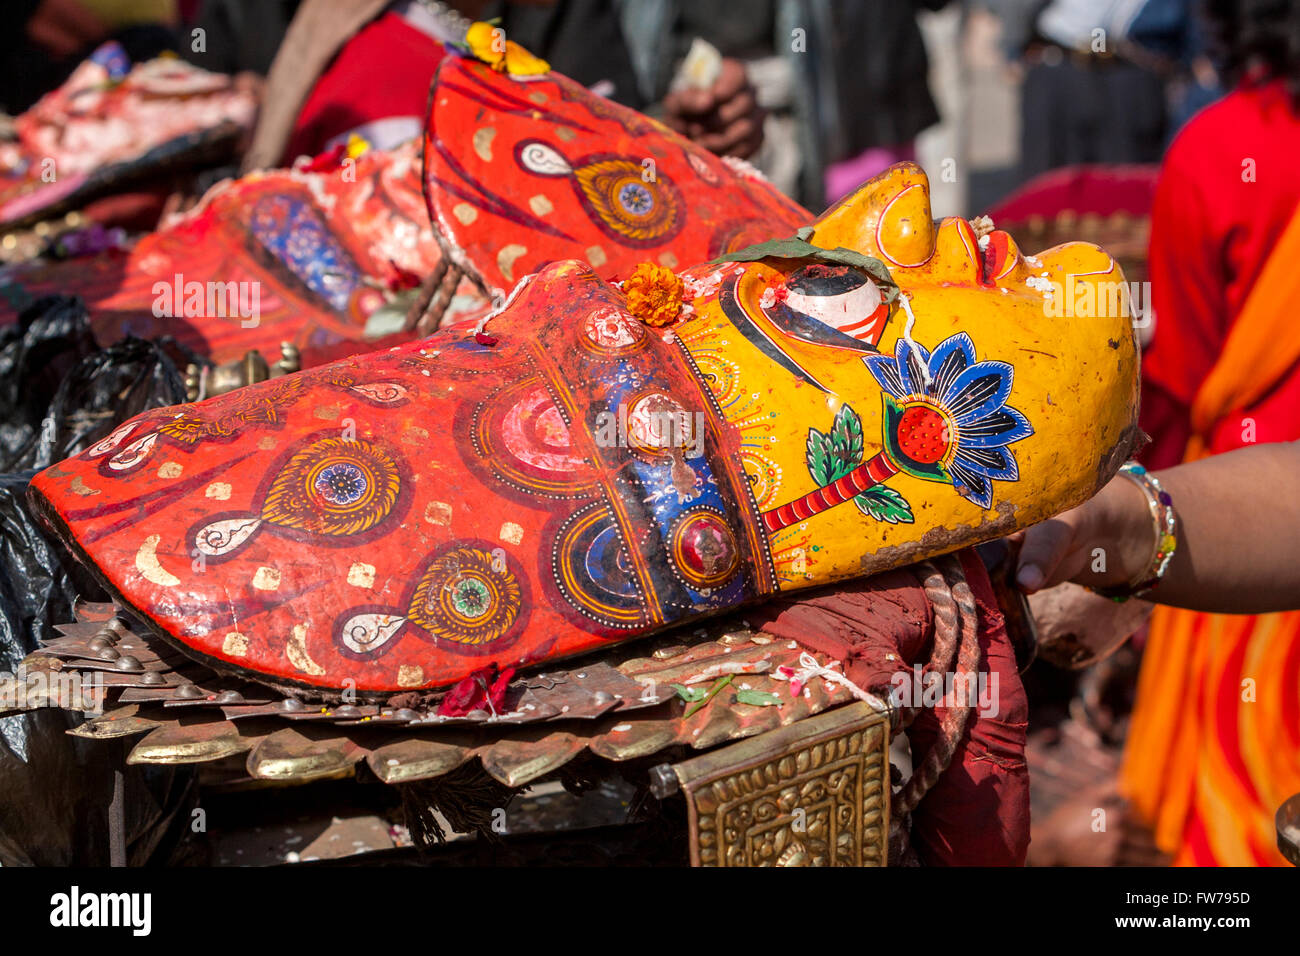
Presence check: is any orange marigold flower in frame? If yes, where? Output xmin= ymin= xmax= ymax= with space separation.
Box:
xmin=624 ymin=262 xmax=684 ymax=327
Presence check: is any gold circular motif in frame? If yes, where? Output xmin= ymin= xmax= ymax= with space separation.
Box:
xmin=408 ymin=547 xmax=523 ymax=646
xmin=691 ymin=351 xmax=743 ymax=407
xmin=574 ymin=158 xmax=683 ymax=247
xmin=261 ymin=437 xmax=401 ymax=537
xmin=740 ymin=450 xmax=783 ymax=510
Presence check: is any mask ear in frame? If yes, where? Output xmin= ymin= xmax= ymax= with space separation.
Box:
xmin=807 ymin=162 xmax=936 ymax=269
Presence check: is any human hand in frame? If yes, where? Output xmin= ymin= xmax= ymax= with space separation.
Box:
xmin=662 ymin=58 xmax=764 ymax=159
xmin=1013 ymin=472 xmax=1154 ymax=594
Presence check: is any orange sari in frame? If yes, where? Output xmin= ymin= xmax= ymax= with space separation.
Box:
xmin=1121 ymin=207 xmax=1300 ymax=866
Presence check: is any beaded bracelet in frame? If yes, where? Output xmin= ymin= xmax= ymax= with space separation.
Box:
xmin=1091 ymin=462 xmax=1177 ymax=602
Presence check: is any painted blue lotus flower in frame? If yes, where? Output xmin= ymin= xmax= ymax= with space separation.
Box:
xmin=863 ymin=331 xmax=1033 ymax=509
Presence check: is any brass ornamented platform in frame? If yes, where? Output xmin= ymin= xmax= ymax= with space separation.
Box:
xmin=4 ymin=539 xmax=1019 ymax=867
xmin=4 ymin=599 xmax=899 ymax=865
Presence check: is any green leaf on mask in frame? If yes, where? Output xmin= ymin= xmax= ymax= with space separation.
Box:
xmin=853 ymin=485 xmax=914 ymax=524
xmin=806 ymin=404 xmax=864 ymax=486
xmin=828 ymin=404 xmax=864 ymax=476
xmin=805 ymin=427 xmax=836 ymax=486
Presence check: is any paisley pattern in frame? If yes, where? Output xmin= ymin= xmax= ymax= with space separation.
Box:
xmin=515 ymin=140 xmax=685 ymax=247
xmin=570 ymin=156 xmax=683 ymax=247
xmin=191 ymin=435 xmax=405 ymax=560
xmin=86 ymin=372 xmax=411 ymax=477
xmin=337 ymin=611 xmax=405 ymax=658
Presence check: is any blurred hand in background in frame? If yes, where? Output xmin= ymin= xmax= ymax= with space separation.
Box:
xmin=661 ymin=57 xmax=764 ymax=159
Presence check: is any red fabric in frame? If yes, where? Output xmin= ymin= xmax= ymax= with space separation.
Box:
xmin=284 ymin=11 xmax=448 ymax=165
xmin=727 ymin=569 xmax=933 ymax=693
xmin=986 ymin=164 xmax=1158 ymax=224
xmin=746 ymin=548 xmax=1030 ymax=866
xmin=1141 ymin=80 xmax=1300 ymax=467
xmin=905 ymin=549 xmax=1029 ymax=867
xmin=436 ymin=664 xmax=516 ymax=717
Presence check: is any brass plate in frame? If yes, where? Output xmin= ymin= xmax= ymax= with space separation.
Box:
xmin=674 ymin=701 xmax=889 ymax=867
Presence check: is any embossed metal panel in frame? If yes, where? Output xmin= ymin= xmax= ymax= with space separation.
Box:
xmin=674 ymin=701 xmax=889 ymax=867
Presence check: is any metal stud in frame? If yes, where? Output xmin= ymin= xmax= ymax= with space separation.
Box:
xmin=648 ymin=763 xmax=680 ymax=798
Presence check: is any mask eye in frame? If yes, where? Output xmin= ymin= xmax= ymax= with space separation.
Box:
xmin=780 ymin=264 xmax=888 ymax=347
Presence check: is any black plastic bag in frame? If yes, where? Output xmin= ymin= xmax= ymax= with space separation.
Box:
xmin=0 ymin=295 xmax=205 ymax=865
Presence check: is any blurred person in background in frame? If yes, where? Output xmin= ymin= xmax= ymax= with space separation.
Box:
xmin=244 ymin=1 xmax=716 ymax=172
xmin=1120 ymin=0 xmax=1300 ymax=866
xmin=180 ymin=0 xmax=301 ymax=78
xmin=811 ymin=0 xmax=951 ymax=206
xmin=244 ymin=0 xmax=499 ymax=170
xmin=620 ymin=0 xmax=949 ymax=211
xmin=986 ymin=0 xmax=1215 ymax=181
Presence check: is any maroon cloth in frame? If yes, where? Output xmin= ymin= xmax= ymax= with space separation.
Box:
xmin=985 ymin=164 xmax=1158 ymax=223
xmin=745 ymin=548 xmax=1030 ymax=866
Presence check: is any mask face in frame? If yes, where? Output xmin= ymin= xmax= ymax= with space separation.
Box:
xmin=27 ymin=51 xmax=1139 ymax=698
xmin=28 ymin=160 xmax=1138 ymax=697
xmin=676 ymin=163 xmax=1141 ymax=591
